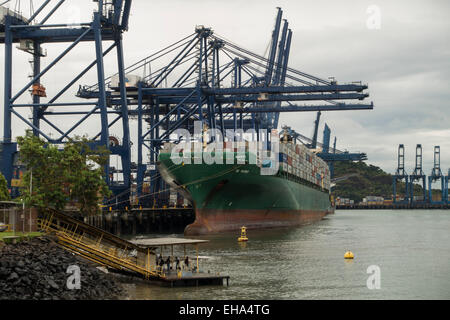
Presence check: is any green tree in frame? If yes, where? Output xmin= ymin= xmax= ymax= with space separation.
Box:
xmin=0 ymin=172 xmax=11 ymax=201
xmin=16 ymin=131 xmax=111 ymax=215
xmin=62 ymin=137 xmax=111 ymax=215
xmin=332 ymin=161 xmax=394 ymax=202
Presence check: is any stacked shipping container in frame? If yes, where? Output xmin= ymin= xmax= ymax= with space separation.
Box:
xmin=278 ymin=142 xmax=331 ymax=191
xmin=161 ymin=141 xmax=331 ymax=191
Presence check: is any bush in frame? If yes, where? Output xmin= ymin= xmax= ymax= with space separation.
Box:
xmin=0 ymin=173 xmax=10 ymax=201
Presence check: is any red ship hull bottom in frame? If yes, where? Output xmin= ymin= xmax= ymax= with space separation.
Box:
xmin=184 ymin=208 xmax=332 ymax=236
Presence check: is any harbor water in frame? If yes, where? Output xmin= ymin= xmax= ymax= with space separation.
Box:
xmin=123 ymin=210 xmax=450 ymax=300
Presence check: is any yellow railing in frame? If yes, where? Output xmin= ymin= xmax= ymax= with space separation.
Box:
xmin=38 ymin=212 xmax=165 ymax=280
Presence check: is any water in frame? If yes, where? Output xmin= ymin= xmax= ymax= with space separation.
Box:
xmin=123 ymin=210 xmax=450 ymax=300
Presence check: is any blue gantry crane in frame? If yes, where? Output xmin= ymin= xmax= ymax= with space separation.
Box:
xmin=409 ymin=144 xmax=427 ymax=204
xmin=317 ymin=124 xmax=368 ymax=178
xmin=428 ymin=146 xmax=446 ymax=204
xmin=393 ymin=145 xmax=449 ymax=206
xmin=393 ymin=144 xmax=409 ymax=204
xmin=445 ymin=169 xmax=450 ymax=204
xmin=310 ymin=111 xmax=321 ymax=149
xmin=296 ymin=110 xmax=367 ymax=178
xmin=317 ymin=124 xmax=367 ymax=161
xmin=1 ymin=0 xmax=133 ymax=199
xmin=281 ymin=120 xmax=367 ymax=179
xmin=79 ymin=8 xmax=373 ymax=207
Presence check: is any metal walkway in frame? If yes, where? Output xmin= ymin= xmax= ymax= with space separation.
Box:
xmin=38 ymin=210 xmax=163 ymax=280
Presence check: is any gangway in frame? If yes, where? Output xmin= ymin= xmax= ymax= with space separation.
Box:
xmin=38 ymin=209 xmax=162 ymax=279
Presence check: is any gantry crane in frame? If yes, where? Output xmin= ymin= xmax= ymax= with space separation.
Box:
xmin=1 ymin=0 xmax=132 ymax=200
xmin=298 ymin=109 xmax=367 ymax=178
xmin=409 ymin=144 xmax=427 ymax=204
xmin=310 ymin=111 xmax=321 ymax=149
xmin=317 ymin=124 xmax=367 ymax=178
xmin=445 ymin=169 xmax=449 ymax=204
xmin=428 ymin=146 xmax=445 ymax=204
xmin=78 ymin=8 xmax=373 ymax=207
xmin=281 ymin=122 xmax=367 ymax=179
xmin=393 ymin=144 xmax=409 ymax=204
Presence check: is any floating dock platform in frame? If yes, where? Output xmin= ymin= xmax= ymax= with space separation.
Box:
xmin=130 ymin=237 xmax=230 ymax=287
xmin=162 ymin=272 xmax=230 ymax=287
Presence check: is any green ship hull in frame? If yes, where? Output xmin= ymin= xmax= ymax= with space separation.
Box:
xmin=158 ymin=152 xmax=333 ymax=235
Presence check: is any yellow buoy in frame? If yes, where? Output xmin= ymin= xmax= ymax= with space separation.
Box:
xmin=344 ymin=251 xmax=354 ymax=259
xmin=238 ymin=226 xmax=248 ymax=242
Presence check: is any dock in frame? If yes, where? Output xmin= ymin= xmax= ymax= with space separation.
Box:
xmin=130 ymin=237 xmax=230 ymax=287
xmin=38 ymin=210 xmax=229 ymax=287
xmin=336 ymin=203 xmax=450 ymax=210
xmin=162 ymin=272 xmax=230 ymax=287
xmin=82 ymin=207 xmax=195 ymax=236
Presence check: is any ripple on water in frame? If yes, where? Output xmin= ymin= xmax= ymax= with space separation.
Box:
xmin=126 ymin=210 xmax=450 ymax=300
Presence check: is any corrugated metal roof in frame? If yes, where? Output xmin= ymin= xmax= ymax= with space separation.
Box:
xmin=130 ymin=237 xmax=209 ymax=247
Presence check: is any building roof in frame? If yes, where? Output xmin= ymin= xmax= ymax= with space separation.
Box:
xmin=130 ymin=237 xmax=209 ymax=248
xmin=0 ymin=201 xmax=20 ymax=208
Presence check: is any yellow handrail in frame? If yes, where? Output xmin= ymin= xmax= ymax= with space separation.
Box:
xmin=38 ymin=213 xmax=164 ymax=279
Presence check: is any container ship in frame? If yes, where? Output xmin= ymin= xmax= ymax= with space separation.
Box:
xmin=158 ymin=132 xmax=333 ymax=235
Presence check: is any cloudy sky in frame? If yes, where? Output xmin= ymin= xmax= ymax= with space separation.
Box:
xmin=1 ymin=0 xmax=449 ymax=179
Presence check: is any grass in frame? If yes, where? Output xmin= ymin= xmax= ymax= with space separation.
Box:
xmin=0 ymin=231 xmax=43 ymax=242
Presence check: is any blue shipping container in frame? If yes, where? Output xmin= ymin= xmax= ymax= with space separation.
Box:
xmin=279 ymin=153 xmax=288 ymax=163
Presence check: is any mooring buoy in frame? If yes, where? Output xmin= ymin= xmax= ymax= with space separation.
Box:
xmin=238 ymin=226 xmax=248 ymax=242
xmin=344 ymin=251 xmax=354 ymax=259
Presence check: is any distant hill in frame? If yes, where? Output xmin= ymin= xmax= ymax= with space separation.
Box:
xmin=331 ymin=161 xmax=435 ymax=203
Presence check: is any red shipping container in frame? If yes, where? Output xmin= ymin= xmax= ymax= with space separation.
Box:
xmin=224 ymin=142 xmax=233 ymax=150
xmin=287 ymin=156 xmax=292 ymax=166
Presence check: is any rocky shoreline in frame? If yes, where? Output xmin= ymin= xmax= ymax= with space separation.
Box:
xmin=0 ymin=235 xmax=125 ymax=300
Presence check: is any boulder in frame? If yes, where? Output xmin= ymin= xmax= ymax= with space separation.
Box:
xmin=0 ymin=236 xmax=125 ymax=300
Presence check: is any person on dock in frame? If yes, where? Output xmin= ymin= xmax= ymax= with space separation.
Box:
xmin=184 ymin=256 xmax=189 ymax=270
xmin=159 ymin=255 xmax=165 ymax=272
xmin=166 ymin=256 xmax=171 ymax=272
xmin=175 ymin=256 xmax=180 ymax=271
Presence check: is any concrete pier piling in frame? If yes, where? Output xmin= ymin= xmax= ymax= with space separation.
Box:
xmin=82 ymin=208 xmax=195 ymax=236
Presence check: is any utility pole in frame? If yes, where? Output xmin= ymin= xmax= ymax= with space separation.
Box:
xmin=29 ymin=168 xmax=32 ymax=233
